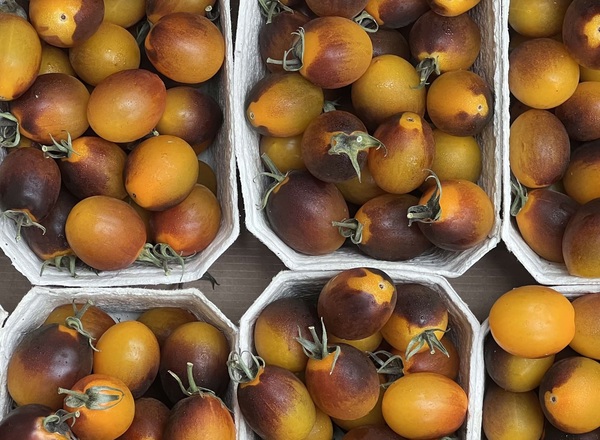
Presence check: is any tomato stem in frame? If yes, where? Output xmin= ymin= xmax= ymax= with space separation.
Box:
xmin=332 ymin=218 xmax=363 ymax=244
xmin=407 ymin=171 xmax=443 ymax=225
xmin=0 ymin=111 xmax=20 ymax=148
xmin=41 ymin=132 xmax=80 ymax=159
xmin=136 ymin=243 xmax=186 ymax=276
xmin=227 ymin=350 xmax=265 ymax=383
xmin=510 ymin=175 xmax=528 ymax=217
xmin=266 ymin=27 xmax=304 ymax=71
xmin=43 ymin=409 xmax=79 ymax=437
xmin=258 ymin=153 xmax=289 ymax=210
xmin=353 ymin=10 xmax=379 ymax=33
xmin=65 ymin=308 xmax=99 ymax=352
xmin=414 ymin=57 xmax=441 ymax=89
xmin=257 ymin=0 xmax=292 ymax=24
xmin=296 ymin=318 xmax=341 ymax=373
xmin=2 ymin=209 xmax=45 ymax=241
xmin=328 ymin=131 xmax=385 ymax=182
xmin=405 ymin=328 xmax=450 ymax=361
xmin=58 ymin=385 xmax=124 ymax=410
xmin=40 ymin=254 xmax=79 ymax=277
xmin=0 ymin=0 xmax=27 ymax=18
xmin=168 ymin=362 xmax=217 ymax=397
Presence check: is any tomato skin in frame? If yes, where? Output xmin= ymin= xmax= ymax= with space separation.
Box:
xmin=136 ymin=307 xmax=198 ymax=348
xmin=562 ymin=198 xmax=600 ymax=277
xmin=7 ymin=323 xmax=93 ymax=410
xmin=62 ymin=374 xmax=135 ymax=440
xmin=65 ymin=195 xmax=147 ymax=271
xmin=0 ymin=13 xmax=42 ymax=101
xmin=146 ymin=0 xmax=217 ymax=23
xmin=118 ymin=397 xmax=170 ymax=440
xmin=562 ymin=0 xmax=600 ymax=70
xmin=382 ymin=372 xmax=468 ymax=439
xmin=562 ymin=141 xmax=600 ymax=205
xmin=11 ymin=73 xmax=90 ymax=144
xmin=365 ymin=0 xmax=429 ymax=28
xmin=570 ymin=294 xmax=600 ymax=360
xmin=0 ymin=404 xmax=75 ymax=440
xmin=237 ymin=365 xmax=317 ymax=440
xmin=488 ymin=285 xmax=575 ymax=358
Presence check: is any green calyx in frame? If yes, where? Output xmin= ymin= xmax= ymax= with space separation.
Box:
xmin=40 ymin=254 xmax=79 ymax=277
xmin=136 ymin=243 xmax=186 ymax=277
xmin=0 ymin=111 xmax=20 ymax=148
xmin=332 ymin=218 xmax=364 ymax=245
xmin=414 ymin=57 xmax=441 ymax=89
xmin=353 ymin=10 xmax=379 ymax=33
xmin=42 ymin=409 xmax=79 ymax=438
xmin=169 ymin=362 xmax=217 ymax=398
xmin=257 ymin=153 xmax=289 ymax=210
xmin=58 ymin=385 xmax=124 ymax=411
xmin=2 ymin=210 xmax=45 ymax=241
xmin=41 ymin=132 xmax=79 ymax=159
xmin=266 ymin=27 xmax=304 ymax=71
xmin=64 ymin=300 xmax=98 ymax=351
xmin=405 ymin=328 xmax=450 ymax=361
xmin=407 ymin=170 xmax=442 ymax=226
xmin=328 ymin=131 xmax=384 ymax=183
xmin=296 ymin=317 xmax=340 ymax=374
xmin=257 ymin=0 xmax=293 ymax=23
xmin=227 ymin=350 xmax=264 ymax=384
xmin=510 ymin=175 xmax=528 ymax=217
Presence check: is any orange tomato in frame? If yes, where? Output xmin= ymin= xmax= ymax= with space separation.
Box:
xmin=569 ymin=293 xmax=600 ymax=359
xmin=103 ymin=0 xmax=146 ymax=27
xmin=382 ymin=372 xmax=468 ymax=439
xmin=39 ymin=42 xmax=76 ymax=76
xmin=60 ymin=374 xmax=135 ymax=440
xmin=136 ymin=307 xmax=198 ymax=348
xmin=488 ymin=285 xmax=575 ymax=358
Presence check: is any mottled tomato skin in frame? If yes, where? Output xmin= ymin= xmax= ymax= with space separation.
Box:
xmin=7 ymin=323 xmax=93 ymax=410
xmin=0 ymin=147 xmax=61 ymax=222
xmin=266 ymin=170 xmax=349 ymax=255
xmin=163 ymin=394 xmax=235 ymax=440
xmin=119 ymin=397 xmax=170 ymax=440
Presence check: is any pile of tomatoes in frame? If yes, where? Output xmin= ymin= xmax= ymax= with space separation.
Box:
xmin=244 ymin=0 xmax=496 ymax=261
xmin=508 ymin=0 xmax=600 ymax=278
xmin=0 ymin=0 xmax=225 ymax=277
xmin=1 ymin=300 xmax=235 ymax=439
xmin=231 ymin=267 xmax=470 ymax=440
xmin=484 ymin=285 xmax=600 ymax=438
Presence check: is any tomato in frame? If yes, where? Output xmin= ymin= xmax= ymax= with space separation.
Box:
xmin=7 ymin=319 xmax=93 ymax=409
xmin=197 ymin=160 xmax=218 ymax=195
xmin=150 ymin=184 xmax=222 ymax=256
xmin=426 ymin=69 xmax=493 ymax=136
xmin=259 ymin=134 xmax=305 ymax=173
xmin=118 ymin=397 xmax=170 ymax=440
xmin=331 ymin=377 xmax=386 ymax=431
xmin=562 ymin=198 xmax=600 ymax=277
xmin=39 ymin=42 xmax=76 ymax=76
xmin=145 ymin=12 xmax=224 ymax=84
xmin=382 ymin=372 xmax=468 ymax=439
xmin=0 ymin=404 xmax=77 ymax=440
xmin=562 ymin=140 xmax=600 ymax=205
xmin=380 ymin=283 xmax=449 ymax=357
xmin=245 ymin=72 xmax=324 ymax=137
xmin=29 ymin=0 xmax=104 ymax=48
xmin=364 ymin=0 xmax=429 ymax=28
xmin=155 ymin=86 xmax=223 ymax=155
xmin=342 ymin=425 xmax=405 ymax=440
xmin=300 ymin=326 xmax=380 ymax=420
xmin=124 ymin=135 xmax=199 ymax=211
xmin=283 ymin=16 xmax=373 ymax=89
xmin=68 ymin=21 xmax=140 ymax=86
xmin=368 ymin=112 xmax=435 ymax=194
xmin=351 ymin=55 xmax=426 ymax=131
xmin=65 ymin=195 xmax=147 ymax=272
xmin=146 ymin=0 xmax=217 ymax=23
xmin=43 ymin=301 xmax=116 ymax=341
xmin=426 ymin=129 xmax=482 ymax=186
xmin=103 ymin=0 xmax=146 ymax=28
xmin=562 ymin=0 xmax=600 ymax=70
xmin=483 ymin=382 xmax=544 ymax=440
xmin=509 ymin=38 xmax=580 ymax=109
xmin=540 ymin=356 xmax=600 ymax=434
xmin=407 ymin=177 xmax=495 ymax=251
xmin=485 ymin=335 xmax=554 ymax=393
xmin=304 ymin=408 xmax=333 ymax=440
xmin=229 ymin=352 xmax=316 ymax=440
xmin=259 ymin=10 xmax=311 ymax=73
xmin=328 ymin=331 xmax=383 ymax=353
xmin=0 ymin=147 xmax=61 ymax=238
xmin=61 ymin=373 xmax=135 ymax=440
xmin=10 ymin=73 xmax=89 ymax=144
xmin=555 ymin=82 xmax=600 ymax=142
xmin=335 ymin=167 xmax=388 ymax=206
xmin=509 ymin=0 xmax=572 ymax=38
xmin=163 ymin=363 xmax=235 ymax=439
xmin=427 ymin=0 xmax=480 ymax=16
xmin=136 ymin=306 xmax=198 ymax=348
xmin=488 ymin=285 xmax=575 ymax=358
xmin=87 ymin=68 xmax=167 ymax=143
xmin=93 ymin=320 xmax=160 ymax=398
xmin=369 ymin=28 xmax=410 ymax=59
xmin=514 ymin=188 xmax=579 ymax=263
xmin=159 ymin=321 xmax=230 ymax=403
xmin=570 ymin=293 xmax=600 ymax=359
xmin=509 ymin=109 xmax=570 ymax=188
xmin=0 ymin=13 xmax=42 ymax=101
xmin=317 ymin=267 xmax=397 ymax=340
xmin=253 ymin=297 xmax=319 ymax=373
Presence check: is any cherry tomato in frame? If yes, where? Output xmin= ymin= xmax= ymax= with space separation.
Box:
xmin=562 ymin=198 xmax=600 ymax=277
xmin=136 ymin=306 xmax=198 ymax=348
xmin=43 ymin=301 xmax=116 ymax=341
xmin=0 ymin=404 xmax=77 ymax=440
xmin=562 ymin=0 xmax=600 ymax=70
xmin=118 ymin=397 xmax=170 ymax=440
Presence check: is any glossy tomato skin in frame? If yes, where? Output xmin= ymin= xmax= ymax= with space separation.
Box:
xmin=7 ymin=323 xmax=93 ymax=410
xmin=305 ymin=343 xmax=380 ymax=420
xmin=570 ymin=293 xmax=600 ymax=360
xmin=65 ymin=195 xmax=147 ymax=271
xmin=29 ymin=0 xmax=104 ymax=48
xmin=137 ymin=307 xmax=198 ymax=348
xmin=58 ymin=136 xmax=128 ymax=200
xmin=21 ymin=187 xmax=78 ymax=262
xmin=237 ymin=364 xmax=317 ymax=440
xmin=0 ymin=147 xmax=61 ymax=222
xmin=0 ymin=13 xmax=42 ymax=101
xmin=0 ymin=404 xmax=74 ymax=440
xmin=150 ymin=184 xmax=221 ymax=256
xmin=317 ymin=267 xmax=397 ymax=340
xmin=163 ymin=394 xmax=235 ymax=440
xmin=156 ymin=87 xmax=223 ymax=155
xmin=562 ymin=140 xmax=600 ymax=205
xmin=159 ymin=321 xmax=230 ymax=404
xmin=254 ymin=297 xmax=319 ymax=373
xmin=555 ymin=82 xmax=600 ymax=142
xmin=87 ymin=68 xmax=167 ymax=143
xmin=352 ymin=193 xmax=434 ymax=261
xmin=266 ymin=169 xmax=349 ymax=255
xmin=562 ymin=198 xmax=600 ymax=277
xmin=145 ymin=12 xmax=225 ymax=84
xmin=365 ymin=0 xmax=429 ymax=28
xmin=146 ymin=0 xmax=217 ymax=23
xmin=562 ymin=0 xmax=600 ymax=70
xmin=397 ymin=335 xmax=460 ymax=380
xmin=10 ymin=73 xmax=90 ymax=144
xmin=118 ymin=397 xmax=170 ymax=440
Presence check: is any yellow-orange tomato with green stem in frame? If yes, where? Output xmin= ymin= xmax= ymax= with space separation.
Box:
xmin=44 ymin=302 xmax=116 ymax=342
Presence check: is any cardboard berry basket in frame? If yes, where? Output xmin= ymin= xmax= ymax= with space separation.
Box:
xmin=0 ymin=286 xmax=238 ymax=421
xmin=235 ymin=269 xmax=483 ymax=439
xmin=0 ymin=0 xmax=239 ymax=287
xmin=233 ymin=0 xmax=503 ymax=277
xmin=498 ymin=1 xmax=600 ymax=286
